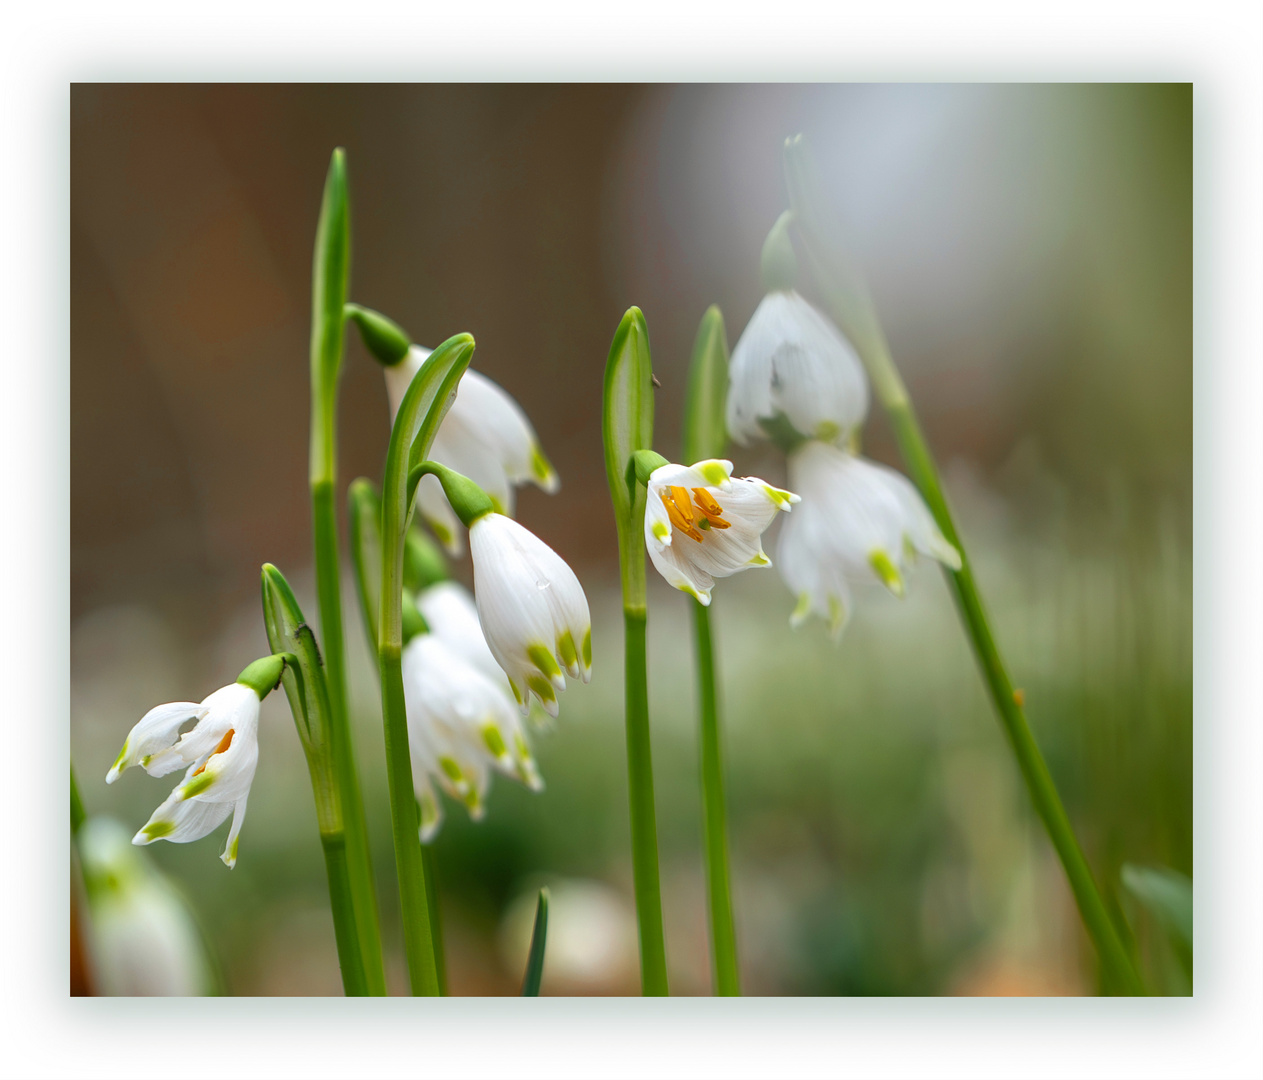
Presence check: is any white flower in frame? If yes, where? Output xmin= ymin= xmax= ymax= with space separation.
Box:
xmin=415 ymin=580 xmax=504 ymax=687
xmin=644 ymin=458 xmax=798 ymax=605
xmin=468 ymin=512 xmax=592 ymax=717
xmin=777 ymin=440 xmax=962 ymax=638
xmin=402 ymin=633 xmax=543 ymax=841
xmin=727 ymin=290 xmax=869 ymax=447
xmin=106 ymin=682 xmax=261 ymax=868
xmin=385 ymin=348 xmax=559 ymax=554
xmin=77 ymin=817 xmax=214 ymax=996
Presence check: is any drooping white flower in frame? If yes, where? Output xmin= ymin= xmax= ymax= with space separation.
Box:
xmin=402 ymin=633 xmax=543 ymax=841
xmin=385 ymin=348 xmax=559 ymax=554
xmin=777 ymin=440 xmax=961 ymax=638
xmin=468 ymin=512 xmax=592 ymax=718
xmin=727 ymin=290 xmax=869 ymax=447
xmin=76 ymin=817 xmax=215 ymax=996
xmin=106 ymin=681 xmax=263 ymax=868
xmin=643 ymin=458 xmax=798 ymax=606
xmin=415 ymin=580 xmax=504 ymax=687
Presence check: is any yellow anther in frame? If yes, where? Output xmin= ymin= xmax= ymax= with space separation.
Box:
xmin=691 ymin=487 xmax=730 ymax=528
xmin=192 ymin=729 xmax=234 ymax=776
xmin=661 ymin=487 xmax=704 ymax=542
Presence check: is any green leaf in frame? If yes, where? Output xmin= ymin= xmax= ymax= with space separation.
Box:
xmin=260 ymin=563 xmax=339 ymax=831
xmin=521 ymin=887 xmax=549 ymax=996
xmin=1122 ymin=864 xmax=1193 ymax=951
xmin=682 ymin=305 xmax=730 ymax=464
xmin=380 ymin=332 xmax=475 ymax=652
xmin=403 ymin=527 xmax=449 ymax=594
xmin=347 ymin=478 xmax=384 ymax=659
xmin=601 ymin=307 xmax=655 ymax=610
xmin=310 ymin=149 xmax=350 ymax=486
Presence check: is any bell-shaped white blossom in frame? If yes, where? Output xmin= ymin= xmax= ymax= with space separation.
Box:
xmin=415 ymin=580 xmax=504 ymax=686
xmin=777 ymin=440 xmax=962 ymax=639
xmin=468 ymin=512 xmax=591 ymax=718
xmin=76 ymin=817 xmax=215 ymax=996
xmin=727 ymin=290 xmax=869 ymax=447
xmin=106 ymin=682 xmax=261 ymax=868
xmin=644 ymin=458 xmax=798 ymax=605
xmin=402 ymin=633 xmax=543 ymax=841
xmin=385 ymin=349 xmax=559 ymax=554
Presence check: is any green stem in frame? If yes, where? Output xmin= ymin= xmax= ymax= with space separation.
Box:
xmin=691 ymin=600 xmax=740 ymax=995
xmin=624 ymin=609 xmax=669 ymax=996
xmin=70 ymin=763 xmax=86 ymax=837
xmin=784 ymin=133 xmax=1143 ymax=994
xmin=887 ymin=399 xmax=1143 ymax=995
xmin=309 ymin=147 xmax=386 ymax=996
xmin=421 ymin=844 xmax=448 ymax=996
xmin=319 ymin=831 xmax=368 ymax=997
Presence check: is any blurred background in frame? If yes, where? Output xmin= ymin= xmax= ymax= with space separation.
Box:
xmin=70 ymin=84 xmax=1191 ymax=995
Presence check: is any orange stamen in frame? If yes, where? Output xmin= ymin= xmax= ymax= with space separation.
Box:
xmin=661 ymin=487 xmax=704 ymax=542
xmin=192 ymin=728 xmax=235 ymax=776
xmin=691 ymin=487 xmax=731 ymax=528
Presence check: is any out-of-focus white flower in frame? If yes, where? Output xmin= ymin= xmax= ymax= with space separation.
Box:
xmin=643 ymin=458 xmax=798 ymax=606
xmin=415 ymin=580 xmax=504 ymax=686
xmin=77 ymin=817 xmax=215 ymax=996
xmin=778 ymin=440 xmax=961 ymax=638
xmin=106 ymin=681 xmax=263 ymax=868
xmin=385 ymin=349 xmax=559 ymax=554
xmin=727 ymin=290 xmax=869 ymax=447
xmin=402 ymin=633 xmax=543 ymax=841
xmin=468 ymin=512 xmax=591 ymax=718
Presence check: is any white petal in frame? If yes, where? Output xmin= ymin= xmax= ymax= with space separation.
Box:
xmin=220 ymin=796 xmax=249 ymax=868
xmin=727 ymin=291 xmax=869 ymax=445
xmin=446 ymin=370 xmax=558 ymax=493
xmin=384 ymin=346 xmax=429 ymax=425
xmin=133 ymin=777 xmax=234 ymax=847
xmin=417 ymin=581 xmax=504 ymax=685
xmin=106 ymin=701 xmax=206 ymax=783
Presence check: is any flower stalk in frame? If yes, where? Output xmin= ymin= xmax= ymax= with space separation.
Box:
xmin=782 ymin=133 xmax=1143 ymax=995
xmin=682 ymin=305 xmax=741 ymax=995
xmin=601 ymin=307 xmax=669 ymax=995
xmin=378 ymin=333 xmax=475 ymax=995
xmin=307 ymin=148 xmax=385 ymax=994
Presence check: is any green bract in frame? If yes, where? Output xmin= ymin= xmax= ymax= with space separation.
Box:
xmin=682 ymin=305 xmax=730 ymax=465
xmin=345 ymin=302 xmax=412 ymax=367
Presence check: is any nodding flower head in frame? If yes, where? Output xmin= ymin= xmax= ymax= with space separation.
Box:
xmin=385 ymin=349 xmax=558 ymax=554
xmin=467 ymin=512 xmax=592 ymax=718
xmin=777 ymin=440 xmax=961 ymax=639
xmin=402 ymin=633 xmax=543 ymax=842
xmin=727 ymin=290 xmax=869 ymax=448
xmin=105 ymin=656 xmax=284 ymax=868
xmin=643 ymin=458 xmax=798 ymax=606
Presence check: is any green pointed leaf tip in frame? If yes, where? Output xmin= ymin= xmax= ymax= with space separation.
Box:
xmin=311 ymin=148 xmax=350 ymax=400
xmin=521 ymin=887 xmax=550 ymax=996
xmin=1122 ymin=865 xmax=1193 ymax=949
xmin=602 ymin=308 xmax=654 ymax=609
xmin=682 ymin=305 xmax=730 ymax=464
xmin=602 ymin=307 xmax=655 ymax=522
xmin=346 ymin=303 xmax=412 ymax=367
xmin=760 ymin=211 xmax=797 ymax=294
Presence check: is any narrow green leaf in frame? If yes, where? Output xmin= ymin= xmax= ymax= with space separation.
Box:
xmin=310 ymin=148 xmax=350 ymax=487
xmin=347 ymin=478 xmax=384 ymax=659
xmin=260 ymin=563 xmax=336 ymax=822
xmin=601 ymin=307 xmax=654 ymax=611
xmin=1122 ymin=864 xmax=1193 ymax=951
xmin=70 ymin=764 xmax=86 ymax=838
xmin=403 ymin=527 xmax=450 ymax=593
xmin=682 ymin=305 xmax=730 ymax=465
xmin=521 ymin=887 xmax=550 ymax=996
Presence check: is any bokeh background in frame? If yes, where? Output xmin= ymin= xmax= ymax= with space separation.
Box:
xmin=70 ymin=84 xmax=1191 ymax=995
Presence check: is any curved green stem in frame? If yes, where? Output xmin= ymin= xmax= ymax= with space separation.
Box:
xmin=784 ymin=134 xmax=1143 ymax=995
xmin=378 ymin=333 xmax=474 ymax=996
xmin=691 ymin=600 xmax=740 ymax=995
xmin=624 ymin=610 xmax=669 ymax=995
xmin=308 ymin=147 xmax=385 ymax=995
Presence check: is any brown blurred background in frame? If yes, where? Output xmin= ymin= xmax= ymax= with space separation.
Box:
xmin=71 ymin=85 xmax=1191 ymax=995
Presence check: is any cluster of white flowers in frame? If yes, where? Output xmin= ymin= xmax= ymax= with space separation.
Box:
xmin=722 ymin=283 xmax=961 ymax=638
